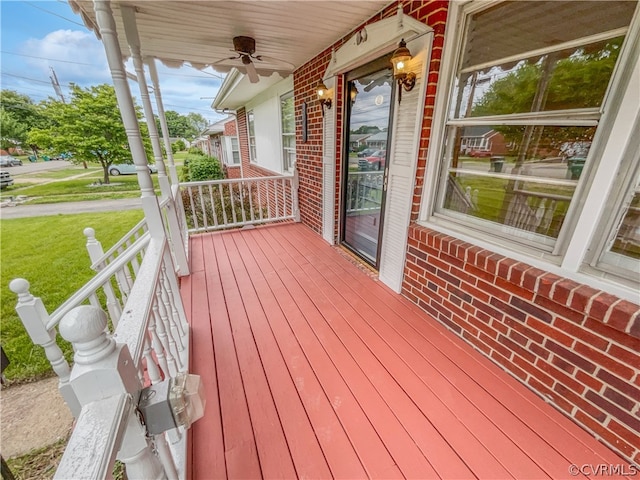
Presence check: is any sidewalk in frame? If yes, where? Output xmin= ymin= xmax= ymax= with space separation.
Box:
xmin=0 ymin=377 xmax=73 ymax=458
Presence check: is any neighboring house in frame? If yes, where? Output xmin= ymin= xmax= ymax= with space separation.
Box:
xmin=459 ymin=125 xmax=508 ymax=155
xmin=213 ymin=71 xmax=295 ymax=176
xmin=197 ymin=116 xmax=241 ymax=176
xmin=364 ymin=131 xmax=388 ymax=150
xmin=349 ymin=133 xmax=372 ymax=151
xmin=46 ymin=0 xmax=640 ymax=472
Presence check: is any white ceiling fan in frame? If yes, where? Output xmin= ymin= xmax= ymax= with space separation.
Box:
xmin=212 ymin=36 xmax=293 ymax=83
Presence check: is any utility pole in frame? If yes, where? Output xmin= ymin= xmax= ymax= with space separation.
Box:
xmin=49 ymin=67 xmax=65 ymax=103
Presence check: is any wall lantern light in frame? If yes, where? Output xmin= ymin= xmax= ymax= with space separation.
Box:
xmin=349 ymin=83 xmax=359 ymax=106
xmin=316 ymin=80 xmax=332 ymax=115
xmin=390 ymin=39 xmax=416 ymax=104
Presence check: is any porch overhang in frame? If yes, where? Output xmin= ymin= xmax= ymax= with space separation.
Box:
xmin=68 ymin=1 xmax=390 ymax=80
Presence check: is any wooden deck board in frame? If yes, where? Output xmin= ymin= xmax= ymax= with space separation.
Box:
xmin=184 ymin=223 xmax=628 ymax=480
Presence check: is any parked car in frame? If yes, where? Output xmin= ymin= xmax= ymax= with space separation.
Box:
xmin=0 ymin=155 xmax=23 ymax=167
xmin=109 ymin=163 xmax=158 ymax=175
xmin=358 ymin=150 xmax=386 ymax=170
xmin=468 ymin=149 xmax=492 ymax=158
xmin=0 ymin=170 xmax=14 ymax=189
xmin=357 ymin=148 xmax=376 ymax=158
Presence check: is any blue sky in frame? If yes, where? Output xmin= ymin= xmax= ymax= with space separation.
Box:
xmin=0 ymin=1 xmax=225 ymax=125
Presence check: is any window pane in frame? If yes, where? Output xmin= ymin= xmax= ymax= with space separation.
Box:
xmin=609 ymin=191 xmax=640 ymax=260
xmin=281 ymin=93 xmax=295 ymax=134
xmin=461 ymin=1 xmax=635 ymax=72
xmin=453 ymin=37 xmax=625 ymax=118
xmin=247 ymin=112 xmax=255 ymax=136
xmin=440 ymin=124 xmax=594 ymax=241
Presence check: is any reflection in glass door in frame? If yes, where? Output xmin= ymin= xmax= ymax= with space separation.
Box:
xmin=342 ymin=64 xmax=393 ymax=267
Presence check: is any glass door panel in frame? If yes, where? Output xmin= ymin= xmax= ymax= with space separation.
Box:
xmin=342 ymin=66 xmax=393 ymax=266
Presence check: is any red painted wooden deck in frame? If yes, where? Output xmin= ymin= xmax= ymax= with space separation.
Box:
xmin=182 ymin=223 xmax=625 ymax=479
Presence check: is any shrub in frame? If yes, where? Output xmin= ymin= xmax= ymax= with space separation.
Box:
xmin=172 ymin=139 xmax=186 ymax=152
xmin=180 ymin=154 xmax=223 ymax=182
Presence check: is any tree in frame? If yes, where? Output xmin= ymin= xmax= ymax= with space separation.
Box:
xmin=471 ymin=38 xmax=622 ymax=159
xmin=0 ymin=110 xmax=27 ymax=151
xmin=0 ymin=90 xmax=46 ymax=151
xmin=352 ymin=125 xmax=381 ymax=135
xmin=27 ymin=84 xmax=151 ymax=184
xmin=155 ymin=110 xmax=208 ymax=139
xmin=186 ymin=112 xmax=208 ymax=136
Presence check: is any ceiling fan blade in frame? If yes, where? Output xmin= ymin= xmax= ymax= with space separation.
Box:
xmin=212 ymin=55 xmax=241 ymax=66
xmin=245 ymin=60 xmax=259 ymax=83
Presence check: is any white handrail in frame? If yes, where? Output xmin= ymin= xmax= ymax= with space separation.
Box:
xmin=55 ymin=394 xmax=131 ymax=480
xmin=48 ymin=233 xmax=150 ymax=330
xmin=89 ymin=218 xmax=148 ymax=270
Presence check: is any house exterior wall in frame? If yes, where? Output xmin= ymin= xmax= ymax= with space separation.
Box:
xmin=293 ymin=0 xmax=640 ymax=464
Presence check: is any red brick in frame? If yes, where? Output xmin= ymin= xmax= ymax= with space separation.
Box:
xmin=534 ymin=294 xmax=586 ymax=325
xmin=494 ymin=277 xmax=535 ymax=301
xmin=605 ymin=300 xmax=640 ymax=333
xmin=497 ymin=257 xmax=518 ymax=279
xmin=554 ymin=383 xmax=607 ymax=421
xmin=551 ymin=354 xmax=576 ymax=374
xmin=499 ymin=334 xmax=536 ymax=363
xmin=608 ymin=419 xmax=640 ymax=452
xmin=551 ymin=279 xmax=580 ymax=306
xmin=575 ymin=411 xmax=635 ymax=457
xmin=595 ymin=369 xmax=640 ymax=401
xmin=607 ymin=344 xmax=640 ymax=369
xmin=522 ymin=267 xmax=546 ymax=291
xmin=508 ymin=262 xmax=530 ymax=286
xmin=588 ymin=292 xmax=622 ymax=321
xmin=537 ymin=273 xmax=562 ymax=298
xmin=569 ymin=285 xmax=600 ymax=313
xmin=491 ymin=297 xmax=526 ymax=321
xmin=527 ymin=317 xmax=575 ymax=347
xmin=584 ymin=318 xmax=640 ymax=351
xmin=585 ymin=390 xmax=640 ymax=432
xmin=491 ymin=319 xmax=509 ymax=336
xmin=576 ymin=370 xmax=604 ymax=393
xmin=603 ymin=387 xmax=636 ymax=411
xmin=553 ymin=317 xmax=610 ymax=351
xmin=544 ymin=339 xmax=595 ymax=373
xmin=575 ymin=342 xmax=636 ymax=380
xmin=529 ymin=343 xmax=551 ymax=360
xmin=476 ymin=279 xmax=510 ymax=302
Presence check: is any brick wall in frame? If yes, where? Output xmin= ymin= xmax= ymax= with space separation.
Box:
xmin=224 ymin=119 xmax=237 ymax=136
xmin=292 ymin=0 xmax=448 ymax=235
xmin=403 ymin=224 xmax=640 ymax=464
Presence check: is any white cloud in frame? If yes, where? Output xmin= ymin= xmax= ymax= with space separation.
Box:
xmin=18 ymin=30 xmax=224 ymax=125
xmin=21 ymin=29 xmax=111 ymax=86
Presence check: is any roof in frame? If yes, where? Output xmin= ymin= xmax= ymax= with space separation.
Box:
xmin=203 ymin=116 xmax=234 ymax=135
xmin=349 ymin=134 xmax=373 ymax=143
xmin=69 ymin=1 xmax=390 ymax=82
xmin=366 ymin=132 xmax=390 ymax=142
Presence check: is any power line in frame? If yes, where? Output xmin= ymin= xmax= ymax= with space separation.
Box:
xmin=1 ymin=72 xmax=52 ymax=85
xmin=0 ymin=50 xmax=97 ymax=66
xmin=21 ymin=1 xmax=86 ymax=27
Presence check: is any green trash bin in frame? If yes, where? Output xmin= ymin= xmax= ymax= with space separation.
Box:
xmin=490 ymin=156 xmax=505 ymax=173
xmin=567 ymin=157 xmax=586 ymax=180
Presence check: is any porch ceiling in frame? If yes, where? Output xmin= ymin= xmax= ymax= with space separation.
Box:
xmin=70 ymin=1 xmax=390 ymax=74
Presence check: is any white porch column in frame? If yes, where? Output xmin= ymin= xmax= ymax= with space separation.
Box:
xmin=93 ymin=0 xmax=165 ymax=240
xmin=148 ymin=58 xmax=180 ymax=185
xmin=121 ymin=5 xmax=171 ymax=201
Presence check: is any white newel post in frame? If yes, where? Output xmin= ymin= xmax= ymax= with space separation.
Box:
xmin=9 ymin=279 xmax=80 ymax=417
xmin=93 ymin=0 xmax=165 ymax=241
xmin=59 ymin=305 xmax=166 ymax=479
xmin=83 ymin=227 xmax=123 ymax=324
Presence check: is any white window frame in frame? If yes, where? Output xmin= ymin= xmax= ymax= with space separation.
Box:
xmin=229 ymin=136 xmax=241 ymax=165
xmin=419 ymin=0 xmax=640 ymax=299
xmin=280 ymin=91 xmax=295 ymax=173
xmin=247 ymin=110 xmax=256 ymax=163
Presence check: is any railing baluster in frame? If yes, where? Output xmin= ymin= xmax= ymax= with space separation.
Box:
xmin=198 ymin=185 xmax=209 ymax=230
xmin=239 ymin=181 xmax=247 ymax=223
xmin=218 ymin=183 xmax=228 ymax=226
xmin=148 ymin=311 xmax=170 ymax=379
xmin=257 ymin=179 xmax=264 ymax=221
xmin=248 ymin=182 xmax=255 ymax=222
xmin=188 ymin=186 xmax=198 ymax=231
xmin=159 ymin=265 xmax=185 ymax=355
xmin=229 ymin=182 xmax=238 ymax=224
xmin=152 ymin=302 xmax=178 ymax=378
xmin=208 ymin=184 xmax=219 ymax=228
xmin=142 ymin=333 xmax=162 ymax=385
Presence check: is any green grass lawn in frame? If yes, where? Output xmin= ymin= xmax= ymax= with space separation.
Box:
xmin=27 ymin=167 xmax=102 ymax=179
xmin=0 ymin=210 xmax=144 ymax=383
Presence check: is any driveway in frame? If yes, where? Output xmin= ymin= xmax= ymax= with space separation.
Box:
xmin=0 ymin=198 xmax=143 ymax=219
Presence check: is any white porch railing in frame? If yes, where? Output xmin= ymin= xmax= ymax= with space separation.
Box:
xmin=180 ymin=172 xmax=300 ymax=233
xmin=10 ymin=170 xmax=299 ymax=478
xmin=346 ymin=171 xmax=384 ymax=214
xmin=504 ymin=188 xmax=572 ymax=237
